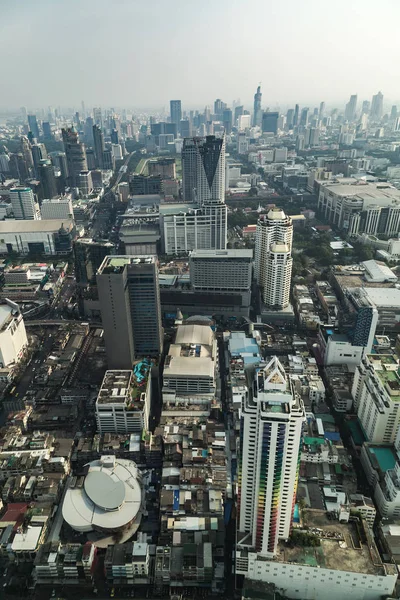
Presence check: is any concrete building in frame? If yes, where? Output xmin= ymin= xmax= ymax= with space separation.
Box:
xmin=74 ymin=238 xmax=115 ymax=286
xmin=40 ymin=196 xmax=74 ymax=220
xmin=0 ymin=300 xmax=28 ymax=368
xmin=162 ymin=322 xmax=218 ymax=415
xmin=62 ymin=128 xmax=87 ymax=187
xmin=77 ymin=171 xmax=93 ymax=195
xmin=236 ymin=510 xmax=397 ymax=600
xmin=160 ymin=201 xmax=227 ymax=254
xmin=189 ymin=249 xmax=252 ymax=294
xmin=255 ymin=208 xmax=293 ymax=309
xmin=352 ymin=353 xmax=400 ymax=444
xmin=182 ymin=135 xmax=225 ymax=204
xmin=10 ymin=187 xmax=40 ymax=220
xmin=238 ymin=356 xmax=305 ymax=557
xmin=95 ymin=369 xmax=152 ymax=434
xmin=0 ymin=220 xmax=75 ymax=255
xmin=170 ymin=100 xmax=182 ymax=129
xmin=317 ymin=180 xmax=400 ymax=235
xmin=62 ymin=455 xmax=143 ymax=539
xmin=97 ymin=256 xmax=162 ymax=369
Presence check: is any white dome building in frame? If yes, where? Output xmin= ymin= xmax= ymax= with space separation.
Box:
xmin=62 ymin=455 xmax=143 ymax=538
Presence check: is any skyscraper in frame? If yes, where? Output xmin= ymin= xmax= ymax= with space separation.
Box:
xmin=97 ymin=255 xmax=163 ymax=369
xmin=38 ymin=159 xmax=58 ymax=201
xmin=286 ymin=109 xmax=294 ymax=129
xmin=253 ymin=85 xmax=262 ymax=127
xmin=238 ymin=356 xmax=305 ymax=556
xmin=28 ymin=115 xmax=40 ymax=140
xmin=182 ymin=135 xmax=225 ymax=204
xmin=345 ymin=94 xmax=358 ymax=121
xmin=62 ymin=128 xmax=87 ymax=186
xmin=319 ymin=101 xmax=325 ymax=120
xmin=92 ymin=124 xmax=105 ymax=169
xmin=300 ymin=107 xmax=309 ymax=127
xmin=223 ymin=108 xmax=232 ymax=134
xmin=255 ymin=208 xmax=293 ymax=309
xmin=293 ymin=104 xmax=300 ymax=127
xmin=31 ymin=143 xmax=48 ymax=177
xmin=170 ymin=100 xmax=182 ymax=127
xmin=370 ymin=91 xmax=384 ymax=121
xmin=261 ymin=112 xmax=279 ymax=134
xmin=10 ymin=187 xmax=40 ymax=220
xmin=361 ymin=100 xmax=370 ymax=115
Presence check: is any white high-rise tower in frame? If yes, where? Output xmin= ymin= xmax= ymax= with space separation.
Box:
xmin=238 ymin=356 xmax=305 ymax=557
xmin=255 ymin=208 xmax=293 ymax=308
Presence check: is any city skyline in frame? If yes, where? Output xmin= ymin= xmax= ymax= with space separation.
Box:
xmin=2 ymin=0 xmax=400 ymax=109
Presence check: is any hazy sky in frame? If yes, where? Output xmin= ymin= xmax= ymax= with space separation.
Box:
xmin=2 ymin=0 xmax=400 ymax=111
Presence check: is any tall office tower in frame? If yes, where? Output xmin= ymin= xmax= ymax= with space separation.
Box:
xmin=286 ymin=109 xmax=294 ymax=129
xmin=74 ymin=238 xmax=115 ymax=286
xmin=234 ymin=105 xmax=244 ymax=125
xmin=38 ymin=160 xmax=57 ymax=201
xmin=9 ymin=187 xmax=40 ymax=220
xmin=182 ymin=135 xmax=225 ymax=204
xmin=238 ymin=356 xmax=305 ymax=557
xmin=261 ymin=112 xmax=279 ymax=134
xmin=345 ymin=94 xmax=358 ymax=121
xmin=170 ymin=100 xmax=182 ymax=127
xmin=31 ymin=143 xmax=48 ymax=177
xmin=319 ymin=101 xmax=325 ymax=120
xmin=370 ymin=91 xmax=384 ymax=121
xmin=102 ymin=148 xmax=115 ymax=171
xmin=50 ymin=152 xmax=69 ymax=185
xmin=293 ymin=104 xmax=299 ymax=127
xmin=223 ymin=108 xmax=232 ymax=134
xmin=93 ymin=107 xmax=102 ymax=127
xmin=97 ymin=256 xmax=163 ymax=369
xmin=180 ymin=119 xmax=192 ymax=138
xmin=42 ymin=121 xmax=52 ymax=140
xmin=309 ymin=127 xmax=320 ymax=147
xmin=300 ymin=107 xmax=309 ymax=127
xmin=390 ymin=105 xmax=398 ymax=121
xmin=361 ymin=100 xmax=370 ymax=115
xmin=111 ymin=129 xmax=119 ymax=144
xmin=62 ymin=128 xmax=87 ymax=186
xmin=27 ymin=115 xmax=40 ymax=139
xmin=255 ymin=208 xmax=293 ymax=309
xmin=214 ymin=98 xmax=224 ymax=118
xmin=20 ymin=136 xmax=34 ymax=174
xmin=253 ymin=85 xmax=262 ymax=127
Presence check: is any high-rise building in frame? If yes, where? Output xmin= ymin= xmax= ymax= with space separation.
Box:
xmin=180 ymin=119 xmax=192 ymax=138
xmin=361 ymin=100 xmax=370 ymax=115
xmin=352 ymin=352 xmax=400 ymax=444
xmin=182 ymin=135 xmax=225 ymax=204
xmin=293 ymin=104 xmax=300 ymax=127
xmin=28 ymin=115 xmax=40 ymax=140
xmin=370 ymin=91 xmax=384 ymax=121
xmin=238 ymin=356 xmax=305 ymax=556
xmin=62 ymin=128 xmax=88 ymax=186
xmin=253 ymin=85 xmax=262 ymax=127
xmin=20 ymin=136 xmax=34 ymax=173
xmin=319 ymin=101 xmax=325 ymax=120
xmin=9 ymin=187 xmax=40 ymax=220
xmin=38 ymin=159 xmax=58 ymax=200
xmin=92 ymin=125 xmax=105 ymax=169
xmin=74 ymin=238 xmax=115 ymax=286
xmin=345 ymin=94 xmax=358 ymax=121
xmin=261 ymin=112 xmax=279 ymax=134
xmin=42 ymin=121 xmax=52 ymax=140
xmin=300 ymin=107 xmax=309 ymax=127
xmin=97 ymin=255 xmax=162 ymax=369
xmin=286 ymin=109 xmax=294 ymax=129
xmin=255 ymin=208 xmax=293 ymax=309
xmin=31 ymin=143 xmax=47 ymax=177
xmin=223 ymin=108 xmax=233 ymax=134
xmin=170 ymin=100 xmax=182 ymax=127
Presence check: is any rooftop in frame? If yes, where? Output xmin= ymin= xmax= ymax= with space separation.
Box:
xmin=98 ymin=254 xmax=156 ymax=275
xmin=365 ymin=444 xmax=397 ymax=473
xmin=189 ymin=249 xmax=253 ymax=259
xmin=276 ymin=509 xmax=387 ymax=575
xmin=364 ymin=287 xmax=400 ymax=307
xmin=0 ymin=219 xmax=74 ymax=233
